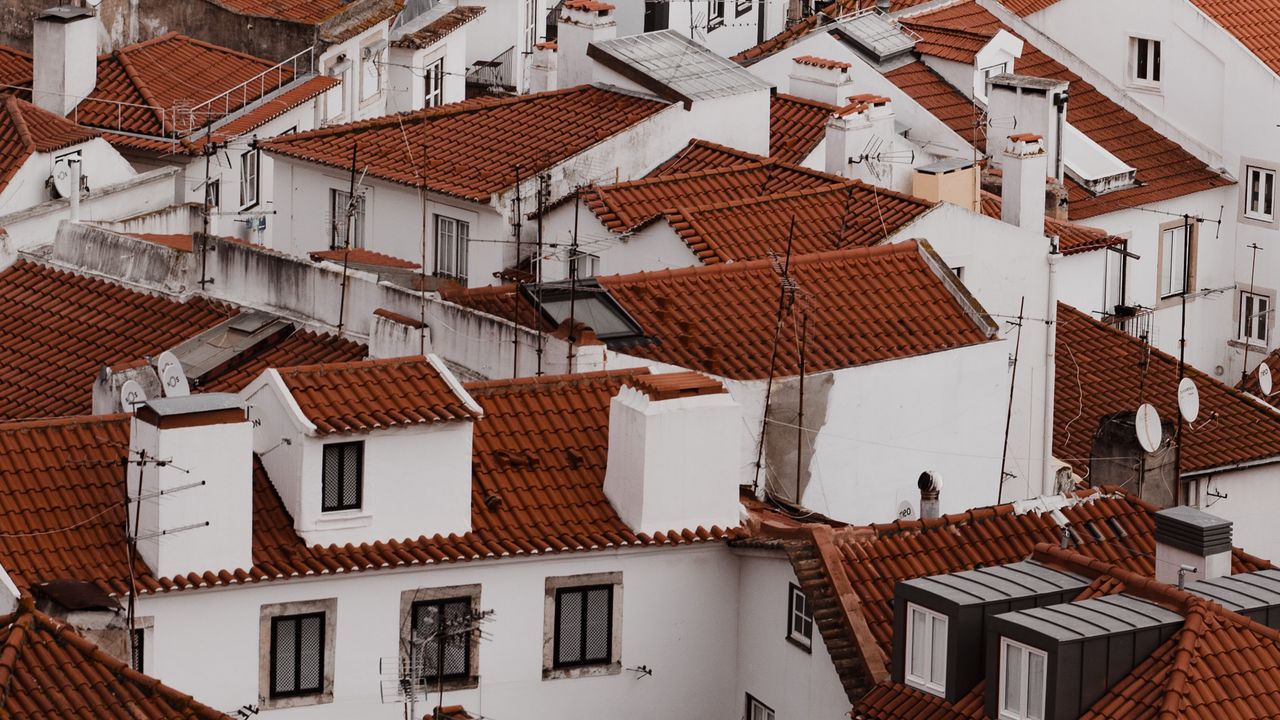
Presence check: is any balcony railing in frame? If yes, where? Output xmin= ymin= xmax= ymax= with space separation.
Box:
xmin=467 ymin=46 xmax=516 ymax=95
xmin=1103 ymin=305 xmax=1154 ymax=341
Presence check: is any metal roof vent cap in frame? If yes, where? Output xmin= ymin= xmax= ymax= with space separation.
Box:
xmin=1154 ymin=505 xmax=1232 ymax=586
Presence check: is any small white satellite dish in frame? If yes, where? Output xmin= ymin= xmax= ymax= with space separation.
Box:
xmin=1260 ymin=363 xmax=1274 ymax=396
xmin=50 ymin=159 xmax=73 ymax=199
xmin=155 ymin=351 xmax=190 ymax=397
xmin=120 ymin=379 xmax=147 ymax=410
xmin=85 ymin=0 xmax=103 ymax=7
xmin=1135 ymin=403 xmax=1162 ymax=453
xmin=895 ymin=500 xmax=914 ymax=520
xmin=1177 ymin=377 xmax=1200 ymax=423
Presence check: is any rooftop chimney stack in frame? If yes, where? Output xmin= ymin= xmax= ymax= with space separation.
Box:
xmin=1154 ymin=506 xmax=1232 ymax=586
xmin=918 ymin=471 xmax=940 ymax=520
xmin=530 ymin=41 xmax=558 ymax=94
xmin=985 ymin=74 xmax=1068 ymax=182
xmin=826 ymin=95 xmax=900 ymax=190
xmin=33 ymin=6 xmax=98 ymax=116
xmin=603 ymin=373 xmax=741 ymax=534
xmin=912 ymin=158 xmax=980 ymax=212
xmin=557 ymin=0 xmax=616 ymax=89
xmin=1001 ymin=133 xmax=1047 ymax=236
xmin=127 ymin=394 xmax=254 ymax=580
xmin=789 ymin=56 xmax=856 ymax=107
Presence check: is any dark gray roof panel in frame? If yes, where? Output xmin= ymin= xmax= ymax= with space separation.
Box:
xmin=1185 ymin=569 xmax=1280 ymax=612
xmin=993 ymin=594 xmax=1183 ymax=642
xmin=901 ymin=560 xmax=1090 ymax=607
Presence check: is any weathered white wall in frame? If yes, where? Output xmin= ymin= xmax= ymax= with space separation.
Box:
xmin=318 ymin=22 xmax=392 ymax=124
xmin=386 ymin=32 xmax=468 ymax=114
xmin=611 ymin=0 xmax=788 ymax=59
xmin=1190 ymin=462 xmax=1280 ymax=563
xmin=0 ymin=166 xmax=179 ymax=250
xmin=135 ymin=543 xmax=741 ymax=720
xmin=0 ymin=137 xmax=136 ymax=215
xmin=465 ymin=0 xmax=546 ymax=92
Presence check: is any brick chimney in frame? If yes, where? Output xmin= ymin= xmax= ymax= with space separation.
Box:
xmin=128 ymin=394 xmax=253 ymax=579
xmin=1001 ymin=133 xmax=1047 ymax=236
xmin=1154 ymin=505 xmax=1232 ymax=586
xmin=603 ymin=373 xmax=741 ymax=534
xmin=33 ymin=6 xmax=98 ymax=116
xmin=558 ymin=0 xmax=616 ymax=89
xmin=789 ymin=56 xmax=855 ymax=107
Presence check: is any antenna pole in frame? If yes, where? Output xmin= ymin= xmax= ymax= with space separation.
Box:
xmin=337 ymin=141 xmax=358 ymax=336
xmin=752 ymin=216 xmax=797 ymax=493
xmin=998 ymin=296 xmax=1026 ymax=503
xmin=1173 ymin=214 xmax=1191 ymax=506
xmin=795 ymin=310 xmax=808 ymax=505
xmin=567 ymin=185 xmax=581 ymax=369
xmin=512 ymin=165 xmax=523 ymax=378
xmin=535 ymin=172 xmax=547 ymax=376
xmin=198 ymin=122 xmax=217 ymax=290
xmin=1242 ymin=242 xmax=1264 ymax=386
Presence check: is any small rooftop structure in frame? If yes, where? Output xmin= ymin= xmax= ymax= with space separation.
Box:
xmin=588 ymin=30 xmax=771 ymax=105
xmin=830 ymin=9 xmax=920 ymax=63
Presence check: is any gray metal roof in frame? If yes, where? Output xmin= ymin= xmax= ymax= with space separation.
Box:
xmin=1185 ymin=569 xmax=1280 ymax=613
xmin=141 ymin=393 xmax=246 ymax=417
xmin=169 ymin=311 xmax=293 ymax=380
xmin=902 ymin=560 xmax=1089 ymax=607
xmin=994 ymin=594 xmax=1183 ymax=642
xmin=831 ymin=10 xmax=918 ymax=63
xmin=916 ymin=158 xmax=978 ymax=175
xmin=591 ymin=31 xmax=771 ymax=101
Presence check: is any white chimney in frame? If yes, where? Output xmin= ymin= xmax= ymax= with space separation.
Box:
xmin=33 ymin=6 xmax=98 ymax=116
xmin=1001 ymin=133 xmax=1047 ymax=236
xmin=603 ymin=373 xmax=741 ymax=534
xmin=557 ymin=0 xmax=616 ymax=89
xmin=1154 ymin=505 xmax=1232 ymax=586
xmin=985 ymin=74 xmax=1068 ymax=181
xmin=127 ymin=394 xmax=253 ymax=580
xmin=825 ymin=94 xmax=896 ymax=185
xmin=789 ymin=55 xmax=855 ymax=107
xmin=530 ymin=41 xmax=558 ymax=94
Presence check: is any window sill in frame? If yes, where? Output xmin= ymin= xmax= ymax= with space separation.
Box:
xmin=1228 ymin=339 xmax=1269 ymax=351
xmin=542 ymin=661 xmax=621 ymax=681
xmin=904 ymin=679 xmax=945 ymax=698
xmin=314 ymin=510 xmax=372 ymax=530
xmin=786 ymin=634 xmax=813 ymax=654
xmin=405 ymin=675 xmax=479 ymax=693
xmin=1157 ymin=293 xmax=1195 ymax=310
xmin=1126 ymin=80 xmax=1162 ymax=95
xmin=260 ymin=691 xmax=333 ymax=710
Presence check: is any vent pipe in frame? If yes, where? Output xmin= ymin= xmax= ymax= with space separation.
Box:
xmin=918 ymin=471 xmax=940 ymax=519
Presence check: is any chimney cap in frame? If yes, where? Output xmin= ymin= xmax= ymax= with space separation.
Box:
xmin=793 ymin=55 xmax=851 ymax=71
xmin=987 ymin=73 xmax=1068 ymax=93
xmin=135 ymin=393 xmax=247 ymax=428
xmin=37 ymin=6 xmax=95 ymax=22
xmin=1155 ymin=505 xmax=1232 ymax=556
xmin=915 ymin=158 xmax=978 ymax=175
xmin=1009 ymin=132 xmax=1043 ymax=143
xmin=562 ymin=0 xmax=615 ymax=13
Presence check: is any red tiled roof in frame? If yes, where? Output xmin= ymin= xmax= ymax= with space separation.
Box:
xmin=854 ymin=682 xmax=983 ymax=720
xmin=276 ymin=356 xmax=479 ymax=433
xmin=197 ymin=330 xmax=368 ymax=393
xmin=309 ymin=247 xmax=421 ymax=270
xmin=978 ymin=191 xmax=1124 ymax=255
xmin=0 ymin=95 xmax=99 ymax=196
xmin=564 ymin=0 xmax=616 ymax=11
xmin=659 ymin=181 xmax=935 ymax=264
xmin=580 ymin=158 xmax=844 ymax=234
xmin=0 ymin=260 xmax=234 ymax=420
xmin=1055 ymin=303 xmax=1280 ymax=474
xmin=732 ymin=0 xmax=937 ymax=63
xmin=999 ymin=0 xmax=1065 ymax=14
xmin=1240 ymin=344 xmax=1280 ymax=406
xmin=770 ymin=93 xmax=837 ymax=164
xmin=0 ymin=602 xmax=230 ymax=719
xmin=0 ymin=46 xmax=32 ymax=93
xmin=198 ymin=75 xmax=337 ymax=150
xmin=207 ymin=0 xmax=395 ymax=27
xmin=794 ymin=55 xmax=851 ymax=70
xmin=1186 ymin=0 xmax=1280 ymax=77
xmin=647 ymin=138 xmax=769 ymax=176
xmin=894 ymin=1 xmax=1230 ymax=219
xmin=883 ymin=61 xmax=981 ymax=144
xmin=259 ymin=86 xmax=670 ymax=202
xmin=776 ymin=487 xmax=1271 ymax=705
xmin=74 ymin=33 xmax=293 ymax=144
xmin=391 ymin=5 xmax=486 ymax=49
xmin=0 ymin=369 xmax=735 ymax=597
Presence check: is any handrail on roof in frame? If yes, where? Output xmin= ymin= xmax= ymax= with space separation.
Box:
xmin=187 ymin=45 xmax=317 ymax=126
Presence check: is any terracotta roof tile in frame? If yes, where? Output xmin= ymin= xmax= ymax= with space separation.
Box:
xmin=74 ymin=33 xmax=294 ymax=142
xmin=0 ymin=603 xmax=230 ymax=718
xmin=793 ymin=55 xmax=851 ymax=70
xmin=563 ymin=0 xmax=616 ymax=11
xmin=259 ymin=86 xmax=670 ymax=202
xmin=998 ymin=0 xmax=1065 ymax=14
xmin=0 ymin=46 xmax=31 ymax=92
xmin=0 ymin=95 xmax=99 ymax=196
xmin=893 ymin=1 xmax=1231 ymax=219
xmin=309 ymin=247 xmax=421 ymax=270
xmin=854 ymin=681 xmax=984 ymax=719
xmin=580 ymin=157 xmax=844 ymax=234
xmin=647 ymin=138 xmax=771 ymax=176
xmin=883 ymin=61 xmax=980 ymax=142
xmin=1185 ymin=0 xmax=1280 ymax=77
xmin=657 ymin=181 xmax=935 ymax=264
xmin=0 ymin=369 xmax=735 ymax=597
xmin=770 ymin=93 xmax=837 ymax=164
xmin=1055 ymin=303 xmax=1280 ymax=474
xmin=207 ymin=0 xmax=396 ymax=27
xmin=0 ymin=260 xmax=234 ymax=420
xmin=628 ymin=371 xmax=726 ymax=401
xmin=277 ymin=356 xmax=479 ymax=433
xmin=195 ymin=75 xmax=338 ymax=151
xmin=732 ymin=0 xmax=937 ymax=64
xmin=978 ymin=191 xmax=1124 ymax=255
xmin=391 ymin=6 xmax=486 ymax=49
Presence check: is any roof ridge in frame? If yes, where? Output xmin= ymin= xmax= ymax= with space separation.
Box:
xmin=276 ymin=355 xmax=430 ymax=377
xmin=1157 ymin=602 xmax=1203 ymax=718
xmin=0 ymin=412 xmax=130 ymax=434
xmin=4 ymin=95 xmax=31 ymax=151
xmin=0 ymin=609 xmax=34 ymax=710
xmin=661 ymin=178 xmax=934 ymax=217
xmin=463 ymin=367 xmax=649 ymax=393
xmin=810 ymin=524 xmax=889 ymax=691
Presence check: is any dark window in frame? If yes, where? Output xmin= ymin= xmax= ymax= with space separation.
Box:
xmin=553 ymin=585 xmax=612 ymax=667
xmin=410 ymin=598 xmax=472 ymax=681
xmin=321 ymin=441 xmax=363 ymax=512
xmin=130 ymin=628 xmax=144 ymax=673
xmin=330 ymin=189 xmax=367 ymax=249
xmin=746 ymin=694 xmax=776 ymax=720
xmin=736 ymin=0 xmax=752 ymax=17
xmin=787 ymin=583 xmax=813 ymax=649
xmin=708 ymin=0 xmax=725 ymax=29
xmin=644 ymin=0 xmax=669 ymax=31
xmin=270 ymin=612 xmax=325 ymax=698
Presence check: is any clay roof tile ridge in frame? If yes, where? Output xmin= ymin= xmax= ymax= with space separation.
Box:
xmin=3 ymin=95 xmax=31 ymax=151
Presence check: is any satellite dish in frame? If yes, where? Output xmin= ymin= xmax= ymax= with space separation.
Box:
xmin=120 ymin=379 xmax=147 ymax=410
xmin=85 ymin=0 xmax=103 ymax=7
xmin=50 ymin=159 xmax=73 ymax=199
xmin=1177 ymin=378 xmax=1200 ymax=423
xmin=1135 ymin=403 xmax=1162 ymax=453
xmin=155 ymin=351 xmax=190 ymax=397
xmin=1260 ymin=363 xmax=1274 ymax=396
xmin=896 ymin=500 xmax=914 ymax=519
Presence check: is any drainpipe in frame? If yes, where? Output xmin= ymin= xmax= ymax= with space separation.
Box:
xmin=69 ymin=158 xmax=81 ymax=223
xmin=1042 ymin=239 xmax=1060 ymax=496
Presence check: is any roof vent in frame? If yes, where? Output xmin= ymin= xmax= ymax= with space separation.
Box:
xmin=1154 ymin=505 xmax=1232 ymax=585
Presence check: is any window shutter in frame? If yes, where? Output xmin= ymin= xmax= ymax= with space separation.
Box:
xmin=556 ymin=590 xmax=583 ymax=665
xmin=298 ymin=615 xmax=323 ymax=691
xmin=273 ymin=617 xmax=298 ymax=694
xmin=583 ymin=587 xmax=611 ymax=662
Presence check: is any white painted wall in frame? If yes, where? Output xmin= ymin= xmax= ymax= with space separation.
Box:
xmin=466 ymin=0 xmax=547 ymax=93
xmin=135 ymin=543 xmax=742 ymax=719
xmin=609 ymin=0 xmax=789 ymax=59
xmin=1190 ymin=462 xmax=1280 ymax=563
xmin=386 ymin=33 xmax=468 ymax=114
xmin=0 ymin=137 xmax=135 ymax=216
xmin=318 ymin=22 xmax=393 ymax=124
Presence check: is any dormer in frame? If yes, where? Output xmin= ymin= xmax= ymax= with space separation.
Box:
xmin=974 ymin=30 xmax=1024 ymax=102
xmin=240 ymin=355 xmax=482 ymax=546
xmin=890 ymin=560 xmax=1089 ymax=701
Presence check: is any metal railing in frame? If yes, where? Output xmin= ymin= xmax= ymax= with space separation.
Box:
xmin=1103 ymin=305 xmax=1154 ymax=341
xmin=467 ymin=46 xmax=516 ymax=93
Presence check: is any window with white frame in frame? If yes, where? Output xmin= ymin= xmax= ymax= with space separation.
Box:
xmin=746 ymin=694 xmax=775 ymax=720
xmin=999 ymin=638 xmax=1047 ymax=720
xmin=568 ymin=252 xmax=599 ymax=279
xmin=787 ymin=583 xmax=813 ymax=650
xmin=736 ymin=0 xmax=752 ymax=17
xmin=325 ymin=61 xmax=349 ymax=120
xmin=904 ymin=603 xmax=947 ymax=696
xmin=329 ymin=189 xmax=366 ymax=249
xmin=1105 ymin=242 xmax=1129 ymax=312
xmin=435 ymin=215 xmax=470 ymax=282
xmin=1130 ymin=36 xmax=1161 ymax=85
xmin=524 ymin=0 xmax=537 ymax=53
xmin=205 ymin=178 xmax=220 ymax=212
xmin=321 ymin=441 xmax=363 ymax=512
xmin=361 ymin=43 xmax=384 ymax=102
xmin=239 ymin=149 xmax=259 ymax=209
xmin=424 ymin=57 xmax=444 ymax=108
xmin=1159 ymin=222 xmax=1195 ymax=298
xmin=1239 ymin=290 xmax=1271 ymax=345
xmin=1245 ymin=165 xmax=1276 ymax=222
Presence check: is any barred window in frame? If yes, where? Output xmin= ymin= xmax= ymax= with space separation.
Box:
xmin=321 ymin=441 xmax=363 ymax=512
xmin=270 ymin=613 xmax=325 ymax=697
xmin=411 ymin=598 xmax=471 ymax=682
xmin=553 ymin=585 xmax=612 ymax=667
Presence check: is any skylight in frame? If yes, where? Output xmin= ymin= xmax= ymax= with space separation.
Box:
xmin=522 ymin=282 xmax=645 ymax=341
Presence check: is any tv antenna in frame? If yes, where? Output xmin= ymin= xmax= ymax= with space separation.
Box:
xmin=379 ymin=609 xmax=494 ymax=720
xmin=850 ymin=136 xmax=915 ymax=183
